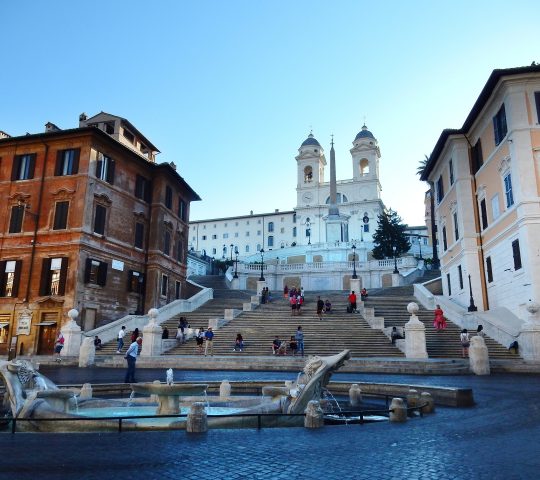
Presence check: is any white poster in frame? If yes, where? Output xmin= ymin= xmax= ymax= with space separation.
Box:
xmin=16 ymin=309 xmax=33 ymax=336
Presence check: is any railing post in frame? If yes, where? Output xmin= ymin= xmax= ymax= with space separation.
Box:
xmin=119 ymin=418 xmax=123 ymax=433
xmin=257 ymin=414 xmax=261 ymax=430
xmin=11 ymin=418 xmax=16 ymax=434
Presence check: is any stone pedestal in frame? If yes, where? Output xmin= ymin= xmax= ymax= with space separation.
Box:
xmin=404 ymin=303 xmax=428 ymax=359
xmin=407 ymin=389 xmax=419 ymax=409
xmin=224 ymin=309 xmax=236 ymax=321
xmin=389 ymin=398 xmax=407 ymax=422
xmin=79 ymin=383 xmax=93 ymax=400
xmin=304 ymin=400 xmax=324 ymax=429
xmin=469 ymin=336 xmax=490 ymax=375
xmin=350 ymin=278 xmax=361 ymax=295
xmin=519 ymin=301 xmax=540 ymax=361
xmin=256 ymin=280 xmax=267 ymax=296
xmin=140 ymin=308 xmax=163 ymax=357
xmin=61 ymin=309 xmax=82 ymax=357
xmin=186 ymin=402 xmax=208 ymax=433
xmin=78 ymin=337 xmax=95 ymax=367
xmin=349 ymin=384 xmax=362 ymax=406
xmin=251 ymin=295 xmax=260 ymax=304
xmin=208 ymin=318 xmax=220 ymax=329
xmin=420 ymin=392 xmax=435 ymax=413
xmin=230 ymin=277 xmax=240 ymax=290
xmin=220 ymin=380 xmax=231 ymax=398
xmin=391 ymin=273 xmax=401 ymax=287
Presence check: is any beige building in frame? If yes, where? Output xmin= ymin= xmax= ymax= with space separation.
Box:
xmin=422 ymin=65 xmax=540 ymax=323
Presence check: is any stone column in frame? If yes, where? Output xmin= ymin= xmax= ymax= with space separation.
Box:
xmin=140 ymin=308 xmax=163 ymax=357
xmin=404 ymin=302 xmax=428 ymax=359
xmin=304 ymin=400 xmax=324 ymax=429
xmin=391 ymin=273 xmax=401 ymax=287
xmin=61 ymin=309 xmax=82 ymax=358
xmin=186 ymin=402 xmax=208 ymax=433
xmin=230 ymin=277 xmax=240 ymax=290
xmin=349 ymin=384 xmax=362 ymax=407
xmin=519 ymin=301 xmax=540 ymax=361
xmin=389 ymin=398 xmax=407 ymax=422
xmin=78 ymin=337 xmax=96 ymax=367
xmin=469 ymin=336 xmax=490 ymax=375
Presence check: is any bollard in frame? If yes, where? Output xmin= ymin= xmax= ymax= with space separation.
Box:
xmin=407 ymin=389 xmax=419 ymax=410
xmin=304 ymin=400 xmax=324 ymax=429
xmin=349 ymin=384 xmax=362 ymax=407
xmin=469 ymin=336 xmax=490 ymax=375
xmin=420 ymin=392 xmax=435 ymax=414
xmin=220 ymin=380 xmax=231 ymax=398
xmin=186 ymin=402 xmax=208 ymax=433
xmin=389 ymin=397 xmax=407 ymax=422
xmin=79 ymin=383 xmax=93 ymax=400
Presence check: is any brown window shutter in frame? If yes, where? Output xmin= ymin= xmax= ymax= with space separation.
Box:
xmin=97 ymin=262 xmax=108 ymax=287
xmin=11 ymin=156 xmax=20 ymax=181
xmin=72 ymin=149 xmax=80 ymax=174
xmin=127 ymin=270 xmax=134 ymax=292
xmin=55 ymin=150 xmax=63 ymax=176
xmin=58 ymin=257 xmax=69 ymax=295
xmin=84 ymin=257 xmax=92 ymax=283
xmin=28 ymin=153 xmax=36 ymax=179
xmin=39 ymin=258 xmax=52 ymax=295
xmin=0 ymin=261 xmax=6 ymax=297
xmin=107 ymin=159 xmax=115 ymax=184
xmin=12 ymin=260 xmax=22 ymax=297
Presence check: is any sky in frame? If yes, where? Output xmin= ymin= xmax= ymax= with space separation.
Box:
xmin=2 ymin=0 xmax=539 ymax=226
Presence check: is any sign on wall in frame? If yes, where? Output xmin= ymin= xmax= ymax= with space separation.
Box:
xmin=16 ymin=308 xmax=33 ymax=335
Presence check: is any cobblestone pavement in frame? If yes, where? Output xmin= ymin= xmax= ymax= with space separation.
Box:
xmin=2 ymin=369 xmax=540 ymax=479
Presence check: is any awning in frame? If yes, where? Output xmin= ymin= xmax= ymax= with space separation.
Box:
xmin=35 ymin=322 xmax=57 ymax=326
xmin=0 ymin=322 xmax=9 ymax=328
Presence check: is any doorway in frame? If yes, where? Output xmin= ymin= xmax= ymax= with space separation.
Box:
xmin=37 ymin=324 xmax=56 ymax=355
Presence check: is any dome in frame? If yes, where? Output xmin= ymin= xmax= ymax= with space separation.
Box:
xmin=354 ymin=124 xmax=375 ymax=141
xmin=301 ymin=132 xmax=321 ymax=147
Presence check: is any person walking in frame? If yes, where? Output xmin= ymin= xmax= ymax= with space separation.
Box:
xmin=54 ymin=332 xmax=64 ymax=362
xmin=316 ymin=296 xmax=324 ymax=320
xmin=196 ymin=327 xmax=205 ymax=354
xmin=283 ymin=285 xmax=289 ymax=299
xmin=124 ymin=337 xmax=142 ymax=383
xmin=433 ymin=304 xmax=447 ymax=330
xmin=296 ymin=294 xmax=302 ymax=315
xmin=290 ymin=294 xmax=297 ymax=316
xmin=204 ymin=327 xmax=214 ymax=356
xmin=295 ymin=326 xmax=305 ymax=357
xmin=460 ymin=329 xmax=470 ymax=358
xmin=131 ymin=328 xmax=139 ymax=343
xmin=348 ymin=291 xmax=358 ymax=313
xmin=116 ymin=326 xmax=126 ymax=354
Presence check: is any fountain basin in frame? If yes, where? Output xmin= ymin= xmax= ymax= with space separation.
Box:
xmin=130 ymin=383 xmax=209 ymax=415
xmin=35 ymin=389 xmax=79 ymax=413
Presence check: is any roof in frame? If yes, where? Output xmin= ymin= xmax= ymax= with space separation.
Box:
xmin=0 ymin=126 xmax=200 ymax=201
xmin=421 ymin=64 xmax=540 ymax=181
xmin=354 ymin=125 xmax=375 ymax=141
xmin=190 ymin=210 xmax=296 ymax=224
xmin=301 ymin=133 xmax=321 ymax=147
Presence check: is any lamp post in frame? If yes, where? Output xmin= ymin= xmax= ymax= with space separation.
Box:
xmin=352 ymin=244 xmax=358 ymax=279
xmin=467 ymin=274 xmax=478 ymax=312
xmin=392 ymin=245 xmax=399 ymax=274
xmin=417 ymin=236 xmax=423 ymax=259
xmin=211 ymin=256 xmax=215 ymax=275
xmin=222 ymin=244 xmax=226 ymax=260
xmin=233 ymin=247 xmax=239 ymax=279
xmin=259 ymin=248 xmax=265 ymax=281
xmin=230 ymin=243 xmax=234 ymax=262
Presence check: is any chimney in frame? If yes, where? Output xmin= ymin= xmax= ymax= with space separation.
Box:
xmin=169 ymin=162 xmax=177 ymax=170
xmin=275 ymin=209 xmax=279 ymax=212
xmin=45 ymin=122 xmax=61 ymax=133
xmin=250 ymin=210 xmax=253 ymax=215
xmin=79 ymin=112 xmax=88 ymax=127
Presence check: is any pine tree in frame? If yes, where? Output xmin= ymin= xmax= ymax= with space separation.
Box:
xmin=371 ymin=209 xmax=411 ymax=260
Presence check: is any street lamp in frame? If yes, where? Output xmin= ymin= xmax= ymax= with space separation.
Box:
xmin=230 ymin=243 xmax=234 ymax=262
xmin=467 ymin=274 xmax=478 ymax=312
xmin=222 ymin=244 xmax=226 ymax=260
xmin=233 ymin=246 xmax=239 ymax=278
xmin=351 ymin=244 xmax=358 ymax=279
xmin=417 ymin=236 xmax=423 ymax=259
xmin=392 ymin=245 xmax=399 ymax=274
xmin=259 ymin=248 xmax=265 ymax=281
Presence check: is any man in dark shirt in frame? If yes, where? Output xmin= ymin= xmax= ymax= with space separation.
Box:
xmin=316 ymin=296 xmax=325 ymax=320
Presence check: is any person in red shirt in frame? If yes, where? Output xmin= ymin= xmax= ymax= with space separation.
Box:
xmin=348 ymin=291 xmax=357 ymax=313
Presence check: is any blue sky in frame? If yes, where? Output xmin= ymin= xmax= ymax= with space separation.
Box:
xmin=2 ymin=0 xmax=539 ymax=225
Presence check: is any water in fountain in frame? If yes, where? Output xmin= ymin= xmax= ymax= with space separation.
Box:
xmin=127 ymin=390 xmax=136 ymax=407
xmin=71 ymin=394 xmax=79 ymax=413
xmin=203 ymin=391 xmax=210 ymax=408
xmin=34 ymin=376 xmax=48 ymax=391
xmin=322 ymin=388 xmax=349 ymax=425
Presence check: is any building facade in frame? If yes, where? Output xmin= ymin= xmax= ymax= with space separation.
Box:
xmin=422 ymin=65 xmax=540 ymax=321
xmin=0 ymin=113 xmax=199 ymax=355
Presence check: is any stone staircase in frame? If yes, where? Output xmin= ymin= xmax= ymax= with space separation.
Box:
xmin=364 ymin=287 xmax=520 ymax=359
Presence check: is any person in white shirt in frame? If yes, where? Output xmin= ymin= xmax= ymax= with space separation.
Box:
xmin=124 ymin=337 xmax=142 ymax=383
xmin=116 ymin=326 xmax=126 ymax=353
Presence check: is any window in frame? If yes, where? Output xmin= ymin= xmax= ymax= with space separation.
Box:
xmin=163 ymin=231 xmax=171 ymax=255
xmin=234 ymin=232 xmax=239 ymax=238
xmin=212 ymin=234 xmax=217 ymax=240
xmin=493 ymin=104 xmax=508 ymax=146
xmin=245 ymin=245 xmax=250 ymax=253
xmin=212 ymin=248 xmax=216 ymax=255
xmin=535 ymin=92 xmax=540 ymax=123
xmin=128 ymin=270 xmax=144 ymax=293
xmin=480 ymin=199 xmax=488 ymax=230
xmin=471 ymin=140 xmax=483 ymax=174
xmin=442 ymin=226 xmax=447 ymax=251
xmin=453 ymin=212 xmax=459 ymax=241
xmin=0 ymin=260 xmax=22 ymax=297
xmin=256 ymin=244 xmax=261 ymax=251
xmin=223 ymin=233 xmax=229 ymax=239
xmin=246 ymin=232 xmax=250 ymax=237
xmin=304 ymin=166 xmax=313 ymax=183
xmin=135 ymin=175 xmax=151 ymax=202
xmin=202 ymin=235 xmax=207 ymax=240
xmin=491 ymin=194 xmax=500 ymax=220
xmin=9 ymin=205 xmax=25 ymax=233
xmin=84 ymin=258 xmax=108 ymax=286
xmin=53 ymin=201 xmax=69 ymax=230
xmin=134 ymin=222 xmax=144 ymax=249
xmin=257 ymin=230 xmax=261 ymax=236
xmin=93 ymin=204 xmax=107 ymax=235
xmin=96 ymin=153 xmax=115 ymax=184
xmin=363 ymin=224 xmax=369 ymax=233
xmin=165 ymin=186 xmax=173 ymax=209
xmin=178 ymin=199 xmax=187 ymax=221
xmin=436 ymin=176 xmax=444 ymax=204
xmin=504 ymin=173 xmax=514 ymax=208
xmin=293 ymin=213 xmax=296 ymax=223
xmin=325 ymin=193 xmax=349 ymax=204
xmin=55 ymin=149 xmax=80 ymax=176
xmin=39 ymin=257 xmax=68 ymax=296
xmin=11 ymin=153 xmax=36 ymax=181
xmin=280 ymin=227 xmax=285 ymax=233
xmin=512 ymin=239 xmax=522 ymax=271
xmin=123 ymin=128 xmax=135 ymax=143
xmin=268 ymin=236 xmax=274 ymax=247
xmin=161 ymin=274 xmax=168 ymax=297
xmin=447 ymin=273 xmax=452 ymax=296
xmin=486 ymin=256 xmax=493 ymax=283
xmin=449 ymin=159 xmax=454 ymax=185
xmin=175 ymin=280 xmax=181 ymax=300
xmin=268 ymin=222 xmax=274 ymax=232
xmin=176 ymin=237 xmax=183 ymax=262
xmin=458 ymin=265 xmax=463 ymax=290
xmin=293 ymin=227 xmax=297 ymax=237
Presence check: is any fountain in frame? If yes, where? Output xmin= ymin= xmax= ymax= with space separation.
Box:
xmin=0 ymin=350 xmax=355 ymax=432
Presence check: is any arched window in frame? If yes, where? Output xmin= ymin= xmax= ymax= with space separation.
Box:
xmin=268 ymin=222 xmax=274 ymax=232
xmin=245 ymin=245 xmax=250 ymax=253
xmin=360 ymin=158 xmax=369 ymax=175
xmin=304 ymin=166 xmax=313 ymax=183
xmin=268 ymin=236 xmax=274 ymax=247
xmin=325 ymin=193 xmax=348 ymax=204
xmin=256 ymin=243 xmax=261 ymax=251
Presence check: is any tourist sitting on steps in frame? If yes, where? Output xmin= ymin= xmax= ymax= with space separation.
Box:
xmin=390 ymin=327 xmax=404 ymax=345
xmin=272 ymin=336 xmax=286 ymax=355
xmin=288 ymin=336 xmax=298 ymax=356
xmin=361 ymin=288 xmax=368 ymax=301
xmin=324 ymin=299 xmax=332 ymax=313
xmin=233 ymin=333 xmax=244 ymax=352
